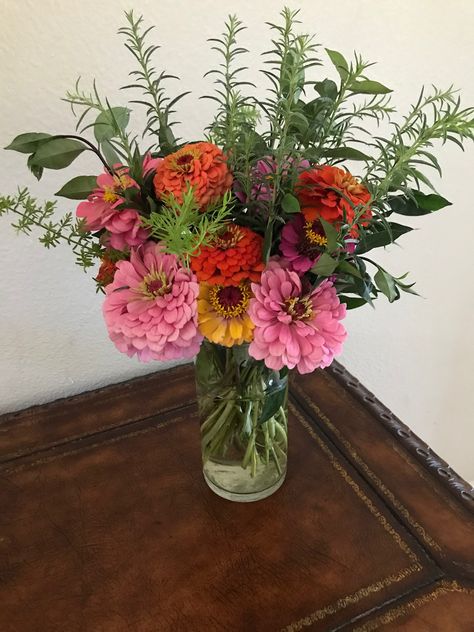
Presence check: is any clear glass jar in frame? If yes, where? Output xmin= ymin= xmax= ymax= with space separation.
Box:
xmin=195 ymin=341 xmax=288 ymax=502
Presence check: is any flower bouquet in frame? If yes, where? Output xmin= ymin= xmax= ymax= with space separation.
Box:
xmin=2 ymin=9 xmax=473 ymax=501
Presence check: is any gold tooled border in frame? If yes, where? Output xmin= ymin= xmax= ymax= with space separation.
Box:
xmin=352 ymin=580 xmax=474 ymax=631
xmin=283 ymin=404 xmax=422 ymax=631
xmin=291 ymin=381 xmax=442 ymax=553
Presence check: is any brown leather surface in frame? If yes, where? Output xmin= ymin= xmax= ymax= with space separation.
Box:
xmin=0 ymin=363 xmax=473 ymax=630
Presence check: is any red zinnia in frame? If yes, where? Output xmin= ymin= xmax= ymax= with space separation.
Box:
xmin=296 ymin=165 xmax=372 ymax=235
xmin=191 ymin=223 xmax=264 ymax=286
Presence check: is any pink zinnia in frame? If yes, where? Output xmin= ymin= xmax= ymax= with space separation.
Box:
xmin=76 ymin=165 xmax=149 ymax=251
xmin=103 ymin=242 xmax=203 ymax=362
xmin=280 ymin=213 xmax=327 ymax=273
xmin=248 ymin=260 xmax=347 ymax=374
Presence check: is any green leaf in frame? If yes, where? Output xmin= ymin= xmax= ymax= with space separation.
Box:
xmin=31 ymin=138 xmax=86 ymax=169
xmin=337 ymin=259 xmax=363 ymax=279
xmin=339 ymin=296 xmax=367 ymax=309
xmin=94 ymin=107 xmax=130 ymax=143
xmin=321 ymin=147 xmax=372 ymax=161
xmin=319 ymin=217 xmax=339 ymax=253
xmin=101 ymin=140 xmax=120 ymax=165
xmin=27 ymin=153 xmax=43 ymax=180
xmin=314 ymin=79 xmax=338 ymax=100
xmin=159 ymin=124 xmax=177 ymax=154
xmin=356 ymin=222 xmax=413 ymax=254
xmin=5 ymin=132 xmax=52 ymax=154
xmin=325 ymin=48 xmax=349 ymax=80
xmin=55 ymin=175 xmax=97 ymax=200
xmin=374 ymin=269 xmax=399 ymax=302
xmin=311 ymin=253 xmax=338 ymax=276
xmin=259 ymin=387 xmax=286 ymax=425
xmin=281 ymin=193 xmax=300 ymax=214
xmin=349 ymin=80 xmax=392 ymax=94
xmin=389 ymin=192 xmax=452 ymax=216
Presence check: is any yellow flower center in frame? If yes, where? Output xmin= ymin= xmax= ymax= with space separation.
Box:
xmin=172 ymin=148 xmax=199 ymax=173
xmin=102 ymin=173 xmax=134 ymax=204
xmin=208 ymin=283 xmax=250 ymax=318
xmin=137 ymin=267 xmax=171 ymax=298
xmin=304 ymin=221 xmax=327 ymax=247
xmin=103 ymin=186 xmax=119 ymax=204
xmin=214 ymin=224 xmax=243 ymax=250
xmin=285 ymin=296 xmax=313 ymax=321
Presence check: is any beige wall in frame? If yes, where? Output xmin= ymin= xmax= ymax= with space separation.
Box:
xmin=1 ymin=0 xmax=473 ymax=481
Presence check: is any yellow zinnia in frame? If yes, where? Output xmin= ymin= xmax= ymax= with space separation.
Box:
xmin=198 ymin=282 xmax=254 ymax=347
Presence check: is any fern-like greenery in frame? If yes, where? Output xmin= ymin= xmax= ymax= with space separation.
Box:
xmin=0 ymin=189 xmax=102 ymax=270
xmin=143 ymin=187 xmax=233 ymax=265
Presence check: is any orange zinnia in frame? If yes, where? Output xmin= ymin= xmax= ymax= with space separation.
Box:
xmin=153 ymin=142 xmax=233 ymax=209
xmin=191 ymin=223 xmax=264 ymax=286
xmin=296 ymin=165 xmax=372 ymax=235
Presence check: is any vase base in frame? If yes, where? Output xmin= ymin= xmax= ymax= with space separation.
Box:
xmin=203 ymin=470 xmax=286 ymax=503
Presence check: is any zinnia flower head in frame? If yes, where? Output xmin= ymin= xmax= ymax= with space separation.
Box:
xmin=76 ymin=165 xmax=149 ymax=251
xmin=198 ymin=282 xmax=254 ymax=347
xmin=248 ymin=259 xmax=347 ymax=374
xmin=191 ymin=223 xmax=264 ymax=286
xmin=280 ymin=213 xmax=327 ymax=273
xmin=297 ymin=165 xmax=372 ymax=236
xmin=103 ymin=241 xmax=202 ymax=362
xmin=154 ymin=142 xmax=233 ymax=209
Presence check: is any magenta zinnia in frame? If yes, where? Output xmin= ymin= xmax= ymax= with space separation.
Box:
xmin=102 ymin=242 xmax=202 ymax=361
xmin=248 ymin=260 xmax=347 ymax=374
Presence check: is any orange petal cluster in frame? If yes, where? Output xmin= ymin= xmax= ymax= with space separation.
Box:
xmin=296 ymin=165 xmax=372 ymax=235
xmin=191 ymin=223 xmax=264 ymax=286
xmin=153 ymin=142 xmax=233 ymax=209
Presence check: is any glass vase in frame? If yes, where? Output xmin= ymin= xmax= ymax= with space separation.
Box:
xmin=195 ymin=340 xmax=288 ymax=502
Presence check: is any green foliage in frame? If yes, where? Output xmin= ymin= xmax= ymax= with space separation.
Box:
xmin=5 ymin=132 xmax=52 ymax=154
xmin=118 ymin=10 xmax=188 ymax=153
xmin=30 ymin=138 xmax=86 ymax=169
xmin=143 ymin=187 xmax=233 ymax=264
xmin=0 ymin=189 xmax=102 ymax=270
xmin=366 ymin=87 xmax=474 ymax=201
xmin=55 ymin=175 xmax=97 ymax=200
xmin=356 ymin=222 xmax=413 ymax=254
xmin=389 ymin=191 xmax=452 ymax=215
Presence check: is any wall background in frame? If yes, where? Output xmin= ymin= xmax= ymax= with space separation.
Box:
xmin=1 ymin=0 xmax=473 ymax=481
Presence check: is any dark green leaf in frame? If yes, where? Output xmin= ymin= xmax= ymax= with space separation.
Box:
xmin=339 ymin=296 xmax=367 ymax=309
xmin=325 ymin=48 xmax=348 ymax=80
xmin=259 ymin=387 xmax=286 ymax=425
xmin=349 ymin=80 xmax=392 ymax=94
xmin=314 ymin=79 xmax=338 ymax=100
xmin=55 ymin=175 xmax=97 ymax=200
xmin=27 ymin=153 xmax=43 ymax=180
xmin=389 ymin=192 xmax=452 ymax=216
xmin=281 ymin=193 xmax=300 ymax=214
xmin=356 ymin=222 xmax=413 ymax=254
xmin=337 ymin=259 xmax=363 ymax=278
xmin=5 ymin=132 xmax=52 ymax=154
xmin=319 ymin=217 xmax=339 ymax=252
xmin=321 ymin=146 xmax=372 ymax=161
xmin=159 ymin=124 xmax=177 ymax=153
xmin=101 ymin=140 xmax=120 ymax=165
xmin=311 ymin=253 xmax=338 ymax=276
xmin=31 ymin=138 xmax=86 ymax=169
xmin=94 ymin=107 xmax=130 ymax=143
xmin=374 ymin=269 xmax=399 ymax=302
